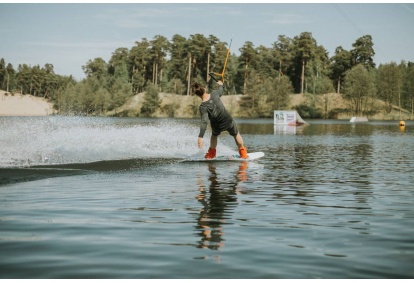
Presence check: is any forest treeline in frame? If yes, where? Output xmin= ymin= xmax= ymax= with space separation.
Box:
xmin=1 ymin=32 xmax=414 ymax=118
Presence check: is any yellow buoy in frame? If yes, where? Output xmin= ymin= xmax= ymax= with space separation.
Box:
xmin=399 ymin=120 xmax=406 ymax=132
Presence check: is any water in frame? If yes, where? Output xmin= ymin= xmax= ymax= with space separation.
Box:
xmin=1 ymin=116 xmax=413 ymax=278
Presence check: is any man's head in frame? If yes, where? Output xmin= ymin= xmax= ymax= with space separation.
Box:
xmin=191 ymin=82 xmax=205 ymax=97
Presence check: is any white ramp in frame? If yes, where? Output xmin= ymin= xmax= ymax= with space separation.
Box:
xmin=350 ymin=117 xmax=368 ymax=122
xmin=274 ymin=110 xmax=308 ymax=126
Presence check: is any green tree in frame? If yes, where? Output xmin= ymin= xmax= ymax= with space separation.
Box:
xmin=377 ymin=62 xmax=403 ymax=114
xmin=5 ymin=63 xmax=16 ymax=92
xmin=150 ymin=35 xmax=170 ymax=89
xmin=294 ymin=32 xmax=317 ymax=94
xmin=82 ymin=57 xmax=108 ymax=79
xmin=108 ymin=47 xmax=129 ymax=77
xmin=272 ymin=35 xmax=293 ymax=79
xmin=57 ymin=80 xmax=81 ymax=114
xmin=15 ymin=64 xmax=32 ymax=94
xmin=318 ymin=76 xmax=336 ymax=119
xmin=240 ymin=70 xmax=292 ymax=117
xmin=254 ymin=45 xmax=277 ymax=78
xmin=306 ymin=45 xmax=331 ymax=96
xmin=113 ymin=61 xmax=129 ymax=83
xmin=41 ymin=65 xmax=58 ymax=98
xmin=129 ymin=38 xmax=151 ymax=93
xmin=187 ymin=34 xmax=211 ymax=83
xmin=93 ymin=86 xmax=111 ymax=115
xmin=109 ymin=77 xmax=133 ymax=110
xmin=30 ymin=65 xmax=44 ymax=96
xmin=168 ymin=34 xmax=188 ymax=94
xmin=329 ymin=46 xmax=352 ymax=94
xmin=0 ymin=59 xmax=16 ymax=92
xmin=50 ymin=75 xmax=76 ymax=109
xmin=343 ymin=64 xmax=376 ymax=115
xmin=351 ymin=35 xmax=376 ymax=69
xmin=401 ymin=62 xmax=414 ymax=118
xmin=271 ymin=75 xmax=293 ymax=110
xmin=82 ymin=77 xmax=101 ymax=114
xmin=140 ymin=84 xmax=160 ymax=117
xmin=239 ymin=70 xmax=260 ymax=117
xmin=0 ymin=58 xmax=6 ymax=90
xmin=237 ymin=41 xmax=256 ymax=95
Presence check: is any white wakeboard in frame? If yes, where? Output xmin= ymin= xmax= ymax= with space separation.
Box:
xmin=182 ymin=152 xmax=264 ymax=162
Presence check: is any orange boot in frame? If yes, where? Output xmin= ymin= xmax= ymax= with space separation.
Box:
xmin=238 ymin=146 xmax=249 ymax=159
xmin=204 ymin=147 xmax=216 ymax=159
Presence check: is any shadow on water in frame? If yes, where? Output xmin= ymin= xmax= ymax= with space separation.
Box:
xmin=0 ymin=167 xmax=88 ymax=186
xmin=0 ymin=158 xmax=177 ymax=186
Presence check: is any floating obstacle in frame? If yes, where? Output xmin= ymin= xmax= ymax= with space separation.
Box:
xmin=350 ymin=117 xmax=368 ymax=123
xmin=399 ymin=120 xmax=406 ymax=132
xmin=274 ymin=110 xmax=308 ymax=126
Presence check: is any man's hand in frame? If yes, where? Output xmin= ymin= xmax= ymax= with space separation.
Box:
xmin=197 ymin=137 xmax=203 ymax=148
xmin=217 ymin=80 xmax=223 ymax=86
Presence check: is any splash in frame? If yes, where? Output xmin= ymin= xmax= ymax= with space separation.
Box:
xmin=0 ymin=116 xmax=237 ymax=168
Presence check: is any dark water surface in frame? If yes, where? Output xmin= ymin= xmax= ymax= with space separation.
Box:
xmin=1 ymin=117 xmax=413 ymax=278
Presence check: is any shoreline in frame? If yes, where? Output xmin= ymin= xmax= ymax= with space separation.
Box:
xmin=1 ymin=90 xmax=411 ymax=120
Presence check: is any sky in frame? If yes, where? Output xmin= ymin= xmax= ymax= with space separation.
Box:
xmin=1 ymin=2 xmax=414 ymax=80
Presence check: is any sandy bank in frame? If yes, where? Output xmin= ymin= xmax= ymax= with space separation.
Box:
xmin=0 ymin=90 xmax=56 ymax=116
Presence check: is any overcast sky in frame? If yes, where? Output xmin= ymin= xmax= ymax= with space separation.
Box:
xmin=1 ymin=2 xmax=413 ymax=80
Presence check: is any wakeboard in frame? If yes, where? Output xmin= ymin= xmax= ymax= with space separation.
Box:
xmin=182 ymin=151 xmax=264 ymax=162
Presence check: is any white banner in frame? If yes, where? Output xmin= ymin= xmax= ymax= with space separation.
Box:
xmin=274 ymin=110 xmax=297 ymax=125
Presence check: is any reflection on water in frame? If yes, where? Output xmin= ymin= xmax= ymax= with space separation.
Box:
xmin=195 ymin=162 xmax=248 ymax=251
xmin=274 ymin=125 xmax=306 ymax=135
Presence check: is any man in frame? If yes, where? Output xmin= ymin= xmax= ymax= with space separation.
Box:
xmin=191 ymin=80 xmax=248 ymax=159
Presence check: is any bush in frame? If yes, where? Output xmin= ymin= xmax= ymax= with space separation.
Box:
xmin=140 ymin=84 xmax=160 ymax=117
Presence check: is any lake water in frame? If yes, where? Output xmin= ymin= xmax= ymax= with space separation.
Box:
xmin=1 ymin=116 xmax=413 ymax=279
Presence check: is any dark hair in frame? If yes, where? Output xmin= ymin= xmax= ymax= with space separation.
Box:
xmin=191 ymin=82 xmax=205 ymax=97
